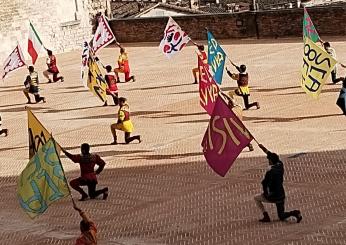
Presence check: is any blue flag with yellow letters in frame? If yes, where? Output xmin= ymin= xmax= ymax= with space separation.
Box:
xmin=207 ymin=31 xmax=226 ymax=85
xmin=17 ymin=138 xmax=69 ymax=219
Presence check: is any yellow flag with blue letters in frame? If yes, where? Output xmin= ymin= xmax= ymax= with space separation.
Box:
xmin=17 ymin=138 xmax=69 ymax=219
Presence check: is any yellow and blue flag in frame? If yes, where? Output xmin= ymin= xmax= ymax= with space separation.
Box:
xmin=17 ymin=138 xmax=69 ymax=219
xmin=207 ymin=31 xmax=226 ymax=85
xmin=87 ymin=57 xmax=108 ymax=103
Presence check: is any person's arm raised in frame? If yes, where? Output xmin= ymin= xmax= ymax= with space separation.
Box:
xmin=73 ymin=199 xmax=92 ymax=223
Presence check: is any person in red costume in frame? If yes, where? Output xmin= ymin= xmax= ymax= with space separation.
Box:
xmin=114 ymin=42 xmax=135 ymax=83
xmin=43 ymin=49 xmax=64 ymax=83
xmin=104 ymin=65 xmax=119 ymax=106
xmin=62 ymin=143 xmax=109 ymax=201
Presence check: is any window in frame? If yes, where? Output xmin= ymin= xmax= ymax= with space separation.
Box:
xmin=57 ymin=0 xmax=79 ymax=23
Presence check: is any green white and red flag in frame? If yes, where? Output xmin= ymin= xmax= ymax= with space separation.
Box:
xmin=28 ymin=22 xmax=44 ymax=64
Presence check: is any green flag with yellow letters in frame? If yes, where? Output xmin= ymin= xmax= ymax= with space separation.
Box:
xmin=17 ymin=138 xmax=69 ymax=219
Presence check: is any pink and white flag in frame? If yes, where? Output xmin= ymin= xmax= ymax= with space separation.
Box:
xmin=201 ymin=96 xmax=253 ymax=177
xmin=159 ymin=17 xmax=190 ymax=58
xmin=28 ymin=22 xmax=44 ymax=64
xmin=2 ymin=44 xmax=26 ymax=79
xmin=92 ymin=15 xmax=115 ymax=53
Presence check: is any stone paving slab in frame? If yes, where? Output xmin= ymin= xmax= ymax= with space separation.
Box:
xmin=0 ymin=38 xmax=345 ymax=244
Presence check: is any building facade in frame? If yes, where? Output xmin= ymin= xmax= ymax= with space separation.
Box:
xmin=0 ymin=0 xmax=111 ymax=64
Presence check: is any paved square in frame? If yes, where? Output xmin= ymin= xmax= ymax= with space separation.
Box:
xmin=0 ymin=38 xmax=345 ymax=244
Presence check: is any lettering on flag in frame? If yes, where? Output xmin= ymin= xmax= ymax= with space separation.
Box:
xmin=207 ymin=31 xmax=226 ymax=85
xmin=92 ymin=15 xmax=115 ymax=53
xmin=159 ymin=17 xmax=190 ymax=58
xmin=301 ymin=37 xmax=337 ymax=99
xmin=201 ymin=96 xmax=253 ymax=177
xmin=87 ymin=57 xmax=108 ymax=102
xmin=1 ymin=45 xmax=26 ymax=79
xmin=303 ymin=8 xmax=320 ymax=43
xmin=17 ymin=138 xmax=69 ymax=219
xmin=81 ymin=41 xmax=90 ymax=87
xmin=198 ymin=55 xmax=219 ymax=115
xmin=27 ymin=108 xmax=61 ymax=159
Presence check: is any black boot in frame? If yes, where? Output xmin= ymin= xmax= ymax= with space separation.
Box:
xmin=126 ymin=135 xmax=141 ymax=144
xmin=292 ymin=210 xmax=302 ymax=223
xmin=113 ymin=96 xmax=119 ymax=106
xmin=35 ymin=94 xmax=45 ymax=103
xmin=102 ymin=187 xmax=109 ymax=200
xmin=0 ymin=129 xmax=8 ymax=137
xmin=259 ymin=212 xmax=271 ymax=222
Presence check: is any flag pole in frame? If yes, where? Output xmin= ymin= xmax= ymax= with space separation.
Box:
xmin=204 ymin=28 xmax=235 ymax=66
xmin=51 ymin=134 xmax=74 ymax=202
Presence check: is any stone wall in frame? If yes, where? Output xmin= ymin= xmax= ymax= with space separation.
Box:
xmin=109 ymin=5 xmax=346 ymax=42
xmin=0 ymin=0 xmax=109 ymax=64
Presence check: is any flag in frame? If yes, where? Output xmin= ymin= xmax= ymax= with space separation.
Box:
xmin=1 ymin=44 xmax=26 ymax=79
xmin=17 ymin=138 xmax=69 ymax=219
xmin=303 ymin=8 xmax=320 ymax=43
xmin=207 ymin=31 xmax=226 ymax=85
xmin=87 ymin=57 xmax=108 ymax=103
xmin=28 ymin=22 xmax=44 ymax=64
xmin=81 ymin=41 xmax=91 ymax=88
xmin=92 ymin=14 xmax=115 ymax=53
xmin=301 ymin=37 xmax=337 ymax=99
xmin=201 ymin=96 xmax=253 ymax=177
xmin=198 ymin=55 xmax=219 ymax=115
xmin=159 ymin=17 xmax=190 ymax=58
xmin=27 ymin=108 xmax=61 ymax=159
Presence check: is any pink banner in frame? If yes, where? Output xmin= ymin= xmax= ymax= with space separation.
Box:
xmin=201 ymin=96 xmax=253 ymax=177
xmin=198 ymin=56 xmax=219 ymax=115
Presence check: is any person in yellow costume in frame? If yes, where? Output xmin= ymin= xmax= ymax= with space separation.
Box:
xmin=114 ymin=42 xmax=135 ymax=83
xmin=226 ymin=63 xmax=260 ymax=110
xmin=110 ymin=97 xmax=141 ymax=145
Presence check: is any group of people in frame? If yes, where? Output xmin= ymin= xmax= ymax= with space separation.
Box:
xmin=189 ymin=42 xmax=307 ymax=225
xmin=12 ymin=38 xmax=346 ymax=244
xmin=192 ymin=43 xmax=260 ymax=111
xmin=22 ymin=49 xmax=63 ymax=104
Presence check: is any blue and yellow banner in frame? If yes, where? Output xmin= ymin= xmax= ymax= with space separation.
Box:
xmin=18 ymin=138 xmax=69 ymax=219
xmin=207 ymin=31 xmax=226 ymax=85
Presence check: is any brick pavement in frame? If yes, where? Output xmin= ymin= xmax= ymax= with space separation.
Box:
xmin=0 ymin=38 xmax=345 ymax=244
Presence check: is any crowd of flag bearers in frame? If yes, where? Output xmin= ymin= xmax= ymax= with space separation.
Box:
xmin=1 ymin=8 xmax=346 ymax=244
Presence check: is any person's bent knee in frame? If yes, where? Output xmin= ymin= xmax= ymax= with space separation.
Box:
xmin=70 ymin=179 xmax=79 ymax=188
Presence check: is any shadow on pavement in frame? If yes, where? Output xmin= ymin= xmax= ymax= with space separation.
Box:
xmin=2 ymin=148 xmax=346 ymax=244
